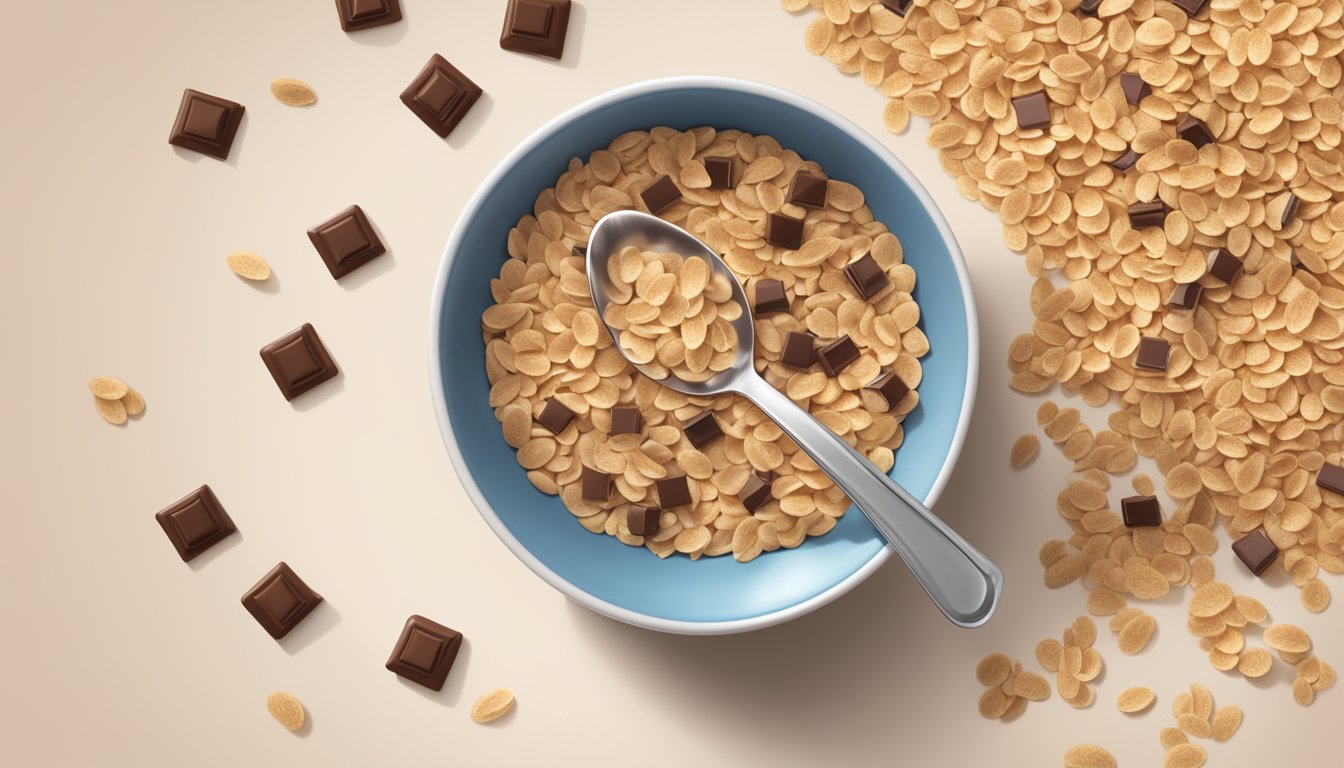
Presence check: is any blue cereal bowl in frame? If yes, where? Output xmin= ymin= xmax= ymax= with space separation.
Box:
xmin=428 ymin=77 xmax=978 ymax=634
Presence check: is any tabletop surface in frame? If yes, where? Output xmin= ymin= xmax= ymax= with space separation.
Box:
xmin=0 ymin=1 xmax=1337 ymax=765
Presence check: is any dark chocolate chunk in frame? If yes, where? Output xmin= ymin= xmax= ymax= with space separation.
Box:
xmin=259 ymin=323 xmax=339 ymax=402
xmin=1135 ymin=337 xmax=1170 ymax=372
xmin=155 ymin=485 xmax=237 ymax=563
xmin=307 ymin=205 xmax=386 ymax=279
xmin=1110 ymin=148 xmax=1139 ymax=172
xmin=1290 ymin=250 xmax=1303 ymax=271
xmin=1281 ymin=193 xmax=1300 ymax=227
xmin=335 ymin=0 xmax=402 ymax=31
xmin=1167 ymin=282 xmax=1203 ymax=310
xmin=787 ymin=172 xmax=828 ymax=209
xmin=241 ymin=562 xmax=323 ymax=640
xmin=881 ymin=0 xmax=913 ymax=16
xmin=1169 ymin=0 xmax=1209 ymax=18
xmin=755 ymin=469 xmax=775 ymax=485
xmin=609 ymin=407 xmax=643 ymax=435
xmin=739 ymin=474 xmax=772 ymax=513
xmin=627 ymin=506 xmax=660 ymax=536
xmin=640 ymin=175 xmax=682 ymax=214
xmin=571 ymin=245 xmax=587 ymax=258
xmin=1316 ymin=462 xmax=1344 ymax=495
xmin=581 ymin=466 xmax=612 ymax=502
xmin=682 ymin=411 xmax=724 ymax=450
xmin=1128 ymin=201 xmax=1167 ymax=229
xmin=1207 ymin=248 xmax=1243 ymax=284
xmin=781 ymin=331 xmax=816 ymax=370
xmin=843 ymin=253 xmax=891 ymax=300
xmin=865 ymin=370 xmax=910 ymax=411
xmin=817 ymin=336 xmax=861 ymax=377
xmin=1121 ymin=495 xmax=1162 ymax=527
xmin=499 ymin=0 xmax=571 ymax=59
xmin=1012 ymin=91 xmax=1051 ymax=130
xmin=1177 ymin=114 xmax=1214 ymax=149
xmin=705 ymin=157 xmax=733 ymax=189
xmin=400 ymin=54 xmax=483 ymax=138
xmin=1077 ymin=0 xmax=1102 ymax=15
xmin=1232 ymin=530 xmax=1278 ymax=576
xmin=656 ymin=474 xmax=692 ymax=508
xmin=753 ymin=279 xmax=790 ymax=316
xmin=168 ymin=89 xmax=245 ymax=160
xmin=537 ymin=399 xmax=575 ymax=435
xmin=1120 ymin=73 xmax=1150 ymax=105
xmin=385 ymin=615 xmax=462 ymax=691
xmin=765 ymin=213 xmax=804 ymax=249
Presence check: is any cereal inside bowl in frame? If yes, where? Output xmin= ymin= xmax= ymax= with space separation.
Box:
xmin=480 ymin=126 xmax=926 ymax=562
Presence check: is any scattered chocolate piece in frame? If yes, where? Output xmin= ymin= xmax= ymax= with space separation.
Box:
xmin=385 ymin=615 xmax=462 ymax=691
xmin=335 ymin=0 xmax=402 ymax=31
xmin=1077 ymin=0 xmax=1102 ymax=15
xmin=1128 ymin=201 xmax=1167 ymax=229
xmin=781 ymin=331 xmax=816 ymax=370
xmin=1290 ymin=250 xmax=1303 ymax=271
xmin=1206 ymin=248 xmax=1243 ymax=284
xmin=656 ymin=474 xmax=692 ymax=508
xmin=581 ymin=466 xmax=612 ymax=502
xmin=1120 ymin=73 xmax=1150 ymax=105
xmin=843 ymin=254 xmax=891 ymax=300
xmin=259 ymin=323 xmax=339 ymax=402
xmin=400 ymin=54 xmax=483 ymax=138
xmin=682 ymin=411 xmax=724 ymax=450
xmin=627 ymin=506 xmax=660 ymax=536
xmin=307 ymin=205 xmax=386 ymax=279
xmin=1232 ymin=530 xmax=1278 ymax=576
xmin=1167 ymin=282 xmax=1203 ymax=310
xmin=765 ymin=213 xmax=804 ymax=249
xmin=1316 ymin=462 xmax=1344 ymax=495
xmin=1110 ymin=148 xmax=1139 ymax=172
xmin=1120 ymin=495 xmax=1162 ymax=527
xmin=640 ymin=175 xmax=682 ymax=214
xmin=1169 ymin=0 xmax=1209 ymax=18
xmin=787 ymin=172 xmax=828 ymax=209
xmin=571 ymin=245 xmax=587 ymax=258
xmin=155 ymin=485 xmax=237 ymax=562
xmin=241 ymin=562 xmax=323 ymax=640
xmin=499 ymin=0 xmax=571 ymax=59
xmin=1177 ymin=114 xmax=1214 ymax=149
xmin=753 ymin=279 xmax=790 ymax=315
xmin=865 ymin=370 xmax=910 ymax=411
xmin=755 ymin=469 xmax=776 ymax=485
xmin=536 ymin=399 xmax=575 ymax=435
xmin=1012 ymin=91 xmax=1051 ymax=130
xmin=817 ymin=336 xmax=861 ymax=377
xmin=739 ymin=474 xmax=772 ymax=513
xmin=1281 ymin=192 xmax=1300 ymax=227
xmin=704 ymin=156 xmax=733 ymax=189
xmin=168 ymin=89 xmax=245 ymax=160
xmin=881 ymin=0 xmax=913 ymax=16
xmin=609 ymin=407 xmax=642 ymax=435
xmin=1134 ymin=337 xmax=1171 ymax=372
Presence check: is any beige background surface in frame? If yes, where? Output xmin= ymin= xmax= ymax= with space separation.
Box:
xmin=0 ymin=1 xmax=1337 ymax=766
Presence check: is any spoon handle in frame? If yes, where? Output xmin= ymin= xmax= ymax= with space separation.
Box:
xmin=736 ymin=374 xmax=1002 ymax=628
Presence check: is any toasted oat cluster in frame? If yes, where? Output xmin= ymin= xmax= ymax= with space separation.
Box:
xmin=481 ymin=126 xmax=925 ymax=562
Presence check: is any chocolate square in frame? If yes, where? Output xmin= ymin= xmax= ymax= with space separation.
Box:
xmin=818 ymin=336 xmax=860 ymax=377
xmin=1177 ymin=114 xmax=1214 ymax=148
xmin=787 ymin=172 xmax=828 ymax=209
xmin=1135 ymin=337 xmax=1170 ymax=372
xmin=610 ymin=407 xmax=643 ymax=435
xmin=581 ymin=466 xmax=612 ymax=502
xmin=1110 ymin=148 xmax=1139 ymax=172
xmin=400 ymin=54 xmax=483 ymax=138
xmin=259 ymin=323 xmax=339 ymax=401
xmin=1170 ymin=0 xmax=1209 ymax=17
xmin=1232 ymin=530 xmax=1278 ymax=576
xmin=241 ymin=562 xmax=323 ymax=640
xmin=781 ymin=331 xmax=816 ymax=370
xmin=753 ymin=279 xmax=790 ymax=316
xmin=500 ymin=0 xmax=572 ymax=59
xmin=843 ymin=254 xmax=891 ymax=300
xmin=705 ymin=157 xmax=733 ymax=189
xmin=1012 ymin=91 xmax=1050 ymax=130
xmin=1167 ymin=282 xmax=1202 ymax=310
xmin=537 ymin=398 xmax=575 ymax=435
xmin=627 ymin=506 xmax=660 ymax=536
xmin=1128 ymin=201 xmax=1167 ymax=229
xmin=385 ymin=615 xmax=462 ymax=691
xmin=1121 ymin=495 xmax=1162 ymax=527
xmin=656 ymin=474 xmax=692 ymax=508
xmin=1281 ymin=193 xmax=1300 ymax=227
xmin=155 ymin=485 xmax=237 ymax=562
xmin=1120 ymin=73 xmax=1150 ymax=105
xmin=640 ymin=175 xmax=682 ymax=214
xmin=865 ymin=370 xmax=910 ymax=410
xmin=765 ymin=213 xmax=804 ymax=249
xmin=739 ymin=474 xmax=773 ymax=513
xmin=307 ymin=205 xmax=386 ymax=279
xmin=335 ymin=0 xmax=402 ymax=31
xmin=1207 ymin=248 xmax=1243 ymax=284
xmin=168 ymin=89 xmax=245 ymax=160
xmin=1316 ymin=462 xmax=1344 ymax=495
xmin=881 ymin=0 xmax=913 ymax=17
xmin=682 ymin=411 xmax=723 ymax=450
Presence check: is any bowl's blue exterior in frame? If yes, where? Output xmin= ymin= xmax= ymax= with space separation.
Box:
xmin=433 ymin=83 xmax=970 ymax=625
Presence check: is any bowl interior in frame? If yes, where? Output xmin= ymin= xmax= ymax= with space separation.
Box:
xmin=433 ymin=81 xmax=972 ymax=627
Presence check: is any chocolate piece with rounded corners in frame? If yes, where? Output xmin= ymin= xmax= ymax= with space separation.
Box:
xmin=656 ymin=474 xmax=692 ymax=508
xmin=260 ymin=323 xmax=339 ymax=401
xmin=581 ymin=466 xmax=612 ymax=502
xmin=781 ymin=331 xmax=816 ymax=370
xmin=241 ymin=562 xmax=323 ymax=640
xmin=843 ymin=253 xmax=891 ymax=300
xmin=169 ymin=89 xmax=245 ymax=160
xmin=786 ymin=172 xmax=828 ymax=209
xmin=1012 ymin=91 xmax=1050 ymax=130
xmin=155 ymin=485 xmax=237 ymax=562
xmin=1121 ymin=495 xmax=1162 ymax=527
xmin=753 ymin=279 xmax=790 ymax=316
xmin=307 ymin=205 xmax=385 ymax=279
xmin=499 ymin=0 xmax=571 ymax=59
xmin=609 ymin=406 xmax=643 ymax=435
xmin=1135 ymin=337 xmax=1170 ymax=372
xmin=400 ymin=54 xmax=483 ymax=138
xmin=537 ymin=398 xmax=575 ymax=435
xmin=386 ymin=615 xmax=462 ymax=691
xmin=817 ymin=335 xmax=860 ymax=377
xmin=627 ymin=506 xmax=660 ymax=536
xmin=1231 ymin=530 xmax=1278 ymax=576
xmin=335 ymin=0 xmax=401 ymax=31
xmin=1128 ymin=201 xmax=1167 ymax=229
xmin=765 ymin=213 xmax=804 ymax=249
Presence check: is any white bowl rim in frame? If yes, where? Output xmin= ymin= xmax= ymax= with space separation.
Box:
xmin=427 ymin=75 xmax=979 ymax=635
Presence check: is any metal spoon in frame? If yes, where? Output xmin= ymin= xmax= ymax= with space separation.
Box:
xmin=586 ymin=210 xmax=1002 ymax=628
